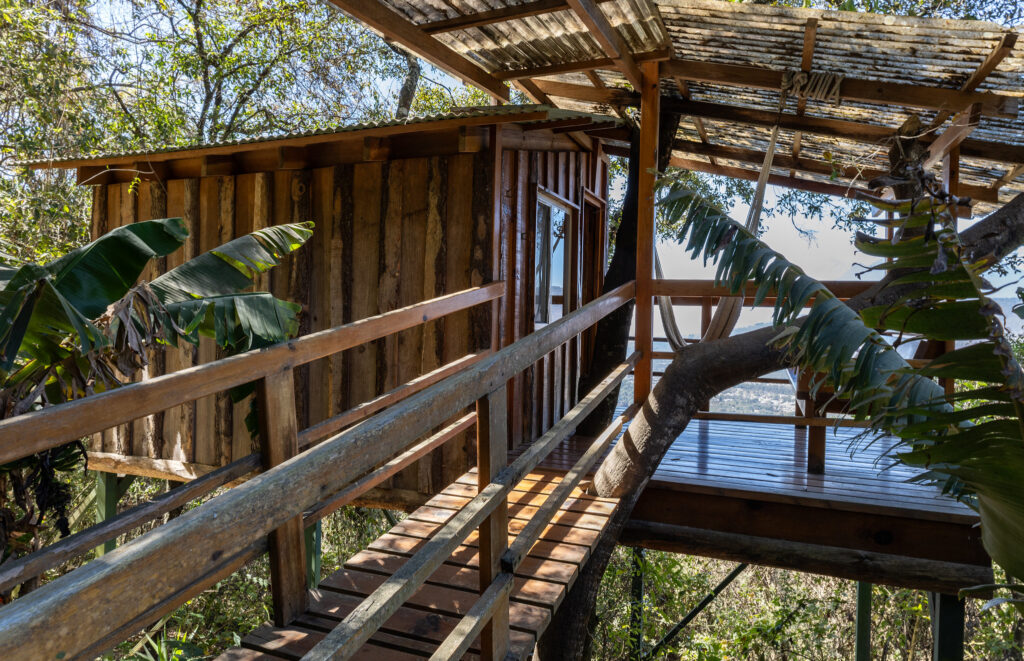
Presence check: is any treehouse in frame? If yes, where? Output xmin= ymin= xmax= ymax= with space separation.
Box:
xmin=3 ymin=1 xmax=1024 ymax=660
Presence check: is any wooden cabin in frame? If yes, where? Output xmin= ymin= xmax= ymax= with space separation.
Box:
xmin=45 ymin=105 xmax=619 ymax=502
xmin=4 ymin=1 xmax=1024 ymax=660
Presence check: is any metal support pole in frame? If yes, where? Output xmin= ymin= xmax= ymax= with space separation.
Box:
xmin=929 ymin=592 xmax=965 ymax=661
xmin=855 ymin=581 xmax=872 ymax=661
xmin=644 ymin=563 xmax=747 ymax=659
xmin=305 ymin=521 xmax=322 ymax=589
xmin=94 ymin=472 xmax=119 ymax=556
xmin=628 ymin=547 xmax=645 ymax=660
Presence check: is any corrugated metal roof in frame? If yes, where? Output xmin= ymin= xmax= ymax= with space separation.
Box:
xmin=22 ymin=104 xmax=618 ymax=167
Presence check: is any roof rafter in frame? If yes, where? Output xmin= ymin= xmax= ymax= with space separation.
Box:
xmin=664 ymin=155 xmax=972 ymax=216
xmin=929 ymin=32 xmax=1018 ymax=130
xmin=989 ymin=164 xmax=1024 ymax=192
xmin=494 ymin=47 xmax=671 ymax=81
xmin=671 ymin=138 xmax=997 ymax=203
xmin=661 ymin=58 xmax=1018 ymax=118
xmin=565 ymin=0 xmax=642 ymax=89
xmin=325 ymin=0 xmax=511 ymax=101
xmin=924 ymin=104 xmax=982 ymax=169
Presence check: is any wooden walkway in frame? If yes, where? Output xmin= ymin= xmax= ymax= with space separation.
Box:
xmin=218 ymin=470 xmax=619 ymax=660
xmin=525 ymin=417 xmax=990 ymax=588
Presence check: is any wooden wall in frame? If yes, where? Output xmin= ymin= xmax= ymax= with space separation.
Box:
xmin=87 ymin=137 xmax=609 ymax=497
xmin=497 ymin=148 xmax=609 ymax=450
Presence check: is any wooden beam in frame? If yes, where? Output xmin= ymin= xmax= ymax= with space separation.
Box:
xmin=661 ymin=59 xmax=1018 ymax=118
xmin=670 ymin=139 xmax=998 ymax=204
xmin=325 ymin=0 xmax=510 ymax=101
xmin=421 ymin=0 xmax=568 ymax=34
xmin=989 ymin=164 xmax=1024 ymax=191
xmin=929 ymin=32 xmax=1018 ymax=130
xmin=536 ymin=82 xmax=1024 ymax=165
xmin=494 ymin=47 xmax=671 ymax=81
xmin=924 ymin=105 xmax=981 ymax=170
xmin=634 ymin=60 xmax=659 ymax=404
xmin=661 ymin=98 xmax=1024 ymax=166
xmin=791 ymin=18 xmax=819 ymax=170
xmin=620 ymin=521 xmax=993 ymax=595
xmin=495 ymin=56 xmax=615 ymax=80
xmin=566 ymin=0 xmax=642 ymax=89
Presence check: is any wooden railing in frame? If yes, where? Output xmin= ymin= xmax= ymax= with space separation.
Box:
xmin=643 ymin=278 xmax=876 ymax=473
xmin=0 ymin=280 xmax=637 ymax=660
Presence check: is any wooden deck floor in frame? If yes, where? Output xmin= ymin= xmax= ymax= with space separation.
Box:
xmin=217 ymin=471 xmax=619 ymax=660
xmin=535 ymin=417 xmax=976 ymax=523
xmin=527 ymin=417 xmax=989 ymax=575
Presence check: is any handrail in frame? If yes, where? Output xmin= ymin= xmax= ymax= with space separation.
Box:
xmin=0 ymin=280 xmax=636 ymax=660
xmin=651 ymin=278 xmax=873 ymax=300
xmin=302 ymin=352 xmax=638 ymax=660
xmin=0 ymin=282 xmax=504 ymax=464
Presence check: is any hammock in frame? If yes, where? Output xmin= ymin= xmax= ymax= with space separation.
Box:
xmin=657 ymin=124 xmax=782 ymax=351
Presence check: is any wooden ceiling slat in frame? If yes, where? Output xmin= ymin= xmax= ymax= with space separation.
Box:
xmin=420 ymin=0 xmax=570 ymax=34
xmin=326 ymin=0 xmax=511 ymax=101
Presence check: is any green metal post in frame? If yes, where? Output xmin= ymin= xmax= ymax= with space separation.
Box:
xmin=628 ymin=546 xmax=645 ymax=660
xmin=855 ymin=582 xmax=872 ymax=661
xmin=305 ymin=521 xmax=322 ymax=589
xmin=94 ymin=472 xmax=119 ymax=556
xmin=929 ymin=592 xmax=965 ymax=661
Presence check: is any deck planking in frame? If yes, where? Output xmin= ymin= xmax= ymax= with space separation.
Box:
xmin=219 ymin=471 xmax=619 ymax=660
xmin=524 ymin=417 xmax=977 ymax=523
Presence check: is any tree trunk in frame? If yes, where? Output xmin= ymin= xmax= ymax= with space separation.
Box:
xmin=538 ymin=326 xmax=787 ymax=660
xmin=577 ymin=110 xmax=680 ymax=435
xmin=389 ymin=44 xmax=420 ymax=119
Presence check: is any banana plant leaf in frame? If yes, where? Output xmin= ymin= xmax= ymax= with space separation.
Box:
xmin=150 ymin=223 xmax=313 ymax=304
xmin=0 ymin=219 xmax=188 ymax=369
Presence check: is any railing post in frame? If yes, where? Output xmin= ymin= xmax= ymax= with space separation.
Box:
xmin=257 ymin=368 xmax=308 ymax=626
xmin=477 ymin=385 xmax=510 ymax=660
xmin=634 ymin=60 xmax=660 ymax=405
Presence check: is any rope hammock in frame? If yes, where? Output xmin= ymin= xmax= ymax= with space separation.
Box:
xmin=656 ymin=71 xmax=821 ymax=350
xmin=655 ymin=125 xmax=780 ymax=351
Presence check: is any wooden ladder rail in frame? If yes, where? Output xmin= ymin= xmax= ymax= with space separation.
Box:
xmin=0 ymin=281 xmax=634 ymax=660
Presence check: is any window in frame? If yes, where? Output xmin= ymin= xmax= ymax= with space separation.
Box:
xmin=535 ymin=199 xmax=568 ymax=326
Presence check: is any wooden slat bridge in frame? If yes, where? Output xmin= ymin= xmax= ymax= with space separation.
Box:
xmin=221 ymin=470 xmax=619 ymax=660
xmin=0 ymin=281 xmax=638 ymax=661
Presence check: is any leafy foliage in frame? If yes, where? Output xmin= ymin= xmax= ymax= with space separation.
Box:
xmin=0 ymin=219 xmax=312 ymax=589
xmin=666 ymin=177 xmax=1024 ymax=598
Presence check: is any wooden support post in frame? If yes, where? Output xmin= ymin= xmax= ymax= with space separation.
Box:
xmin=257 ymin=368 xmax=308 ymax=626
xmin=634 ymin=60 xmax=660 ymax=405
xmin=941 ymin=148 xmax=960 ymax=396
xmin=477 ymin=386 xmax=510 ymax=660
xmin=929 ymin=592 xmax=965 ymax=661
xmin=855 ymin=582 xmax=871 ymax=661
xmin=94 ymin=471 xmax=120 ymax=556
xmin=491 ymin=125 xmax=504 ymax=355
xmin=305 ymin=521 xmax=322 ymax=590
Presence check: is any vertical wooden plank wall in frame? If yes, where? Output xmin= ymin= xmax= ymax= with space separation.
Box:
xmin=87 ymin=154 xmax=494 ymax=494
xmin=500 ymin=147 xmax=608 ymax=449
xmin=85 ymin=140 xmax=609 ymax=494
